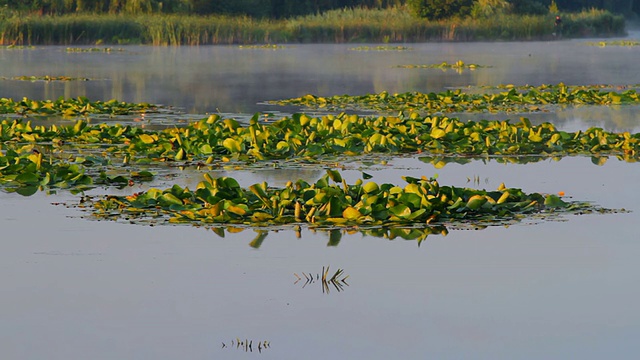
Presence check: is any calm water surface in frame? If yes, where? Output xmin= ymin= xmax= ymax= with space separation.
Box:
xmin=2 ymin=33 xmax=640 ymax=359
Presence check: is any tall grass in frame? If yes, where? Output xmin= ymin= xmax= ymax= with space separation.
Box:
xmin=0 ymin=7 xmax=625 ymax=46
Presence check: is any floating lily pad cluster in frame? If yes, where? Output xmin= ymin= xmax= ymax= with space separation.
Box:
xmin=585 ymin=40 xmax=640 ymax=47
xmin=471 ymin=83 xmax=640 ymax=92
xmin=238 ymin=44 xmax=287 ymax=49
xmin=2 ymin=112 xmax=640 ymax=170
xmin=91 ymin=170 xmax=591 ymax=228
xmin=2 ymin=109 xmax=640 ymax=187
xmin=1 ymin=45 xmax=36 ymax=50
xmin=1 ymin=85 xmax=635 ymax=230
xmin=349 ymin=46 xmax=412 ymax=51
xmin=270 ymin=84 xmax=640 ymax=113
xmin=396 ymin=60 xmax=487 ymax=70
xmin=0 ymin=96 xmax=154 ymax=116
xmin=65 ymin=47 xmax=124 ymax=52
xmin=0 ymin=141 xmax=153 ymax=196
xmin=6 ymin=75 xmax=91 ymax=82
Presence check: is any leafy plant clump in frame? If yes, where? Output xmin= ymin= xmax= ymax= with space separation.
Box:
xmin=7 ymin=75 xmax=91 ymax=82
xmin=585 ymin=40 xmax=640 ymax=47
xmin=349 ymin=46 xmax=413 ymax=51
xmin=3 ymin=109 xmax=640 ymax=176
xmin=65 ymin=47 xmax=125 ymax=52
xmin=0 ymin=96 xmax=155 ymax=116
xmin=271 ymin=83 xmax=640 ymax=114
xmin=238 ymin=44 xmax=287 ymax=50
xmin=396 ymin=60 xmax=487 ymax=70
xmin=0 ymin=142 xmax=154 ymax=196
xmin=91 ymin=170 xmax=601 ymax=228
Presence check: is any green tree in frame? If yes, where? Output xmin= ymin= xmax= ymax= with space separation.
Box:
xmin=471 ymin=0 xmax=512 ymax=18
xmin=508 ymin=0 xmax=547 ymax=15
xmin=408 ymin=0 xmax=474 ymax=19
xmin=555 ymin=0 xmax=634 ymax=14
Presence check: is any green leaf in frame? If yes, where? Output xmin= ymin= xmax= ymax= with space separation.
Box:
xmin=431 ymin=128 xmax=446 ymax=139
xmin=139 ymin=134 xmax=155 ymax=144
xmin=16 ymin=185 xmax=38 ymax=196
xmin=342 ymin=206 xmax=362 ymax=220
xmin=223 ymin=138 xmax=242 ymax=153
xmin=159 ymin=193 xmax=183 ymax=206
xmin=389 ymin=204 xmax=411 ymax=218
xmin=326 ymin=169 xmax=342 ymax=182
xmin=544 ymin=194 xmax=568 ymax=208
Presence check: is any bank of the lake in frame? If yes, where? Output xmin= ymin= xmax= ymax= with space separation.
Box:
xmin=0 ymin=8 xmax=625 ymax=46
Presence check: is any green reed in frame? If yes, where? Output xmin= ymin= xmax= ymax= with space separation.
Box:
xmin=0 ymin=8 xmax=625 ymax=46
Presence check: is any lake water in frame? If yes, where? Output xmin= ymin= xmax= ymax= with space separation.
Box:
xmin=2 ymin=33 xmax=640 ymax=359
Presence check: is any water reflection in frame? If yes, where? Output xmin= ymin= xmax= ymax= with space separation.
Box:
xmin=221 ymin=339 xmax=271 ymax=353
xmin=208 ymin=225 xmax=450 ymax=248
xmin=417 ymin=154 xmax=632 ymax=168
xmin=458 ymin=104 xmax=640 ymax=132
xmin=293 ymin=266 xmax=350 ymax=294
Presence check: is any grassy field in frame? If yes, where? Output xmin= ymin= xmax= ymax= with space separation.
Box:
xmin=0 ymin=7 xmax=626 ymax=46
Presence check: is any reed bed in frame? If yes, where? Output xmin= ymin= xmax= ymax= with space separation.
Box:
xmin=0 ymin=8 xmax=625 ymax=46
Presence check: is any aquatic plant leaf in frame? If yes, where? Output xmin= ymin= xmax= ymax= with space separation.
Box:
xmin=15 ymin=185 xmax=38 ymax=196
xmin=389 ymin=204 xmax=411 ymax=218
xmin=466 ymin=195 xmax=487 ymax=210
xmin=342 ymin=206 xmax=362 ymax=220
xmin=363 ymin=182 xmax=379 ymax=194
xmin=223 ymin=138 xmax=242 ymax=153
xmin=544 ymin=194 xmax=568 ymax=208
xmin=139 ymin=134 xmax=156 ymax=144
xmin=326 ymin=169 xmax=342 ymax=183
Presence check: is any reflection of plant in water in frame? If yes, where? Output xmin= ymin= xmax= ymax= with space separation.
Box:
xmin=418 ymin=153 xmax=628 ymax=169
xmin=294 ymin=266 xmax=349 ymax=294
xmin=221 ymin=339 xmax=270 ymax=353
xmin=204 ymin=226 xmax=450 ymax=247
xmin=467 ymin=174 xmax=489 ymax=186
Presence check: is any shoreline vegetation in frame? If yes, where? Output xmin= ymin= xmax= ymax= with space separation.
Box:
xmin=0 ymin=7 xmax=626 ymax=46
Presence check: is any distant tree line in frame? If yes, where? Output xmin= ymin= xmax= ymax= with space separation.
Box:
xmin=408 ymin=0 xmax=639 ymax=20
xmin=0 ymin=0 xmax=637 ymax=18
